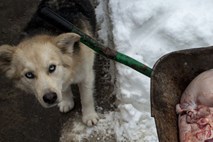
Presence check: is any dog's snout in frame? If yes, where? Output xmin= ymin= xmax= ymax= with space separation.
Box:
xmin=43 ymin=92 xmax=57 ymax=104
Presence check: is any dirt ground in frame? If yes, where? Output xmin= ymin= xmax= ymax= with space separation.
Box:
xmin=0 ymin=0 xmax=116 ymax=142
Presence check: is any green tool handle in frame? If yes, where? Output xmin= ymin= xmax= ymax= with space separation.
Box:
xmin=38 ymin=7 xmax=152 ymax=77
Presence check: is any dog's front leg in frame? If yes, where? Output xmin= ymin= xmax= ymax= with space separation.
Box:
xmin=58 ymin=87 xmax=74 ymax=113
xmin=79 ymin=72 xmax=99 ymax=126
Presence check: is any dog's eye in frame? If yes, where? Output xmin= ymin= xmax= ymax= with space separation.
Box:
xmin=25 ymin=72 xmax=35 ymax=79
xmin=49 ymin=64 xmax=56 ymax=73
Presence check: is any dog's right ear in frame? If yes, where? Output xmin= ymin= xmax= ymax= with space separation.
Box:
xmin=0 ymin=45 xmax=14 ymax=73
xmin=53 ymin=33 xmax=81 ymax=55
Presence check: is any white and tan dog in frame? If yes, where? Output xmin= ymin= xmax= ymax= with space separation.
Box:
xmin=0 ymin=33 xmax=99 ymax=126
xmin=0 ymin=0 xmax=99 ymax=126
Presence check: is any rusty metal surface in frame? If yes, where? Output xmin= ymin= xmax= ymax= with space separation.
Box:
xmin=151 ymin=46 xmax=213 ymax=142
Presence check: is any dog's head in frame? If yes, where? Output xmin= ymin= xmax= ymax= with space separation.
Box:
xmin=0 ymin=33 xmax=80 ymax=107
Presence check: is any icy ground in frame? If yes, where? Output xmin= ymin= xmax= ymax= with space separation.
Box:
xmin=66 ymin=0 xmax=213 ymax=141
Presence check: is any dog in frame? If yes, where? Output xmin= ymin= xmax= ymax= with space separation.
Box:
xmin=0 ymin=0 xmax=99 ymax=126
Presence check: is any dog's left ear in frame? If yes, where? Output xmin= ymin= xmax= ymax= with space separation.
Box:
xmin=53 ymin=33 xmax=81 ymax=54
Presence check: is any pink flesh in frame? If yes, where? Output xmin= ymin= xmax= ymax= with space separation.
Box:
xmin=177 ymin=69 xmax=213 ymax=142
xmin=205 ymin=138 xmax=213 ymax=142
xmin=178 ymin=105 xmax=213 ymax=142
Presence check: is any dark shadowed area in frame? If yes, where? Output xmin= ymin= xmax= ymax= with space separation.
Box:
xmin=0 ymin=0 xmax=116 ymax=142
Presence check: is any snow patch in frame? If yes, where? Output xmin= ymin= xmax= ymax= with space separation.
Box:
xmin=62 ymin=0 xmax=213 ymax=141
xmin=109 ymin=0 xmax=213 ymax=141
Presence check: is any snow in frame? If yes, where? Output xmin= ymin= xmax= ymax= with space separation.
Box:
xmin=66 ymin=0 xmax=213 ymax=141
xmin=107 ymin=0 xmax=213 ymax=141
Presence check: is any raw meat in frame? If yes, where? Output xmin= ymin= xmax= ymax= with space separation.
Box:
xmin=176 ymin=69 xmax=213 ymax=142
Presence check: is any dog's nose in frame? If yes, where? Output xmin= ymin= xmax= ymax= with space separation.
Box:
xmin=43 ymin=92 xmax=57 ymax=104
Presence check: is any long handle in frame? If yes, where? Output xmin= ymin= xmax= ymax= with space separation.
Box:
xmin=38 ymin=7 xmax=153 ymax=77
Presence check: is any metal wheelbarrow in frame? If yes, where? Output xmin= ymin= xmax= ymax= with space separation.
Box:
xmin=151 ymin=46 xmax=213 ymax=142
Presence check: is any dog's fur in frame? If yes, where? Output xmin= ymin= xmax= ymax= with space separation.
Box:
xmin=0 ymin=0 xmax=99 ymax=126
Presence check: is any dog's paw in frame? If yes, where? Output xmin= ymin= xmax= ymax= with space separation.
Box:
xmin=58 ymin=100 xmax=74 ymax=113
xmin=82 ymin=112 xmax=99 ymax=126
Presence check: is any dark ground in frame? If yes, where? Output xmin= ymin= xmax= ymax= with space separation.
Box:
xmin=0 ymin=0 xmax=116 ymax=142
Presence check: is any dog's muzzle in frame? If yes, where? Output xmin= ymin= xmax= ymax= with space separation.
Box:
xmin=43 ymin=92 xmax=57 ymax=105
